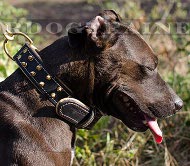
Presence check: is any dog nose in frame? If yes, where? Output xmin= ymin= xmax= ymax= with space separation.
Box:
xmin=175 ymin=99 xmax=183 ymax=110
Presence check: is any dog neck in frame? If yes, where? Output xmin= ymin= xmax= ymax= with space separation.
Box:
xmin=39 ymin=36 xmax=92 ymax=104
xmin=0 ymin=36 xmax=91 ymax=117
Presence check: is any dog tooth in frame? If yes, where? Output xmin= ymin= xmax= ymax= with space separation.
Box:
xmin=123 ymin=97 xmax=129 ymax=102
xmin=142 ymin=120 xmax=148 ymax=125
xmin=119 ymin=94 xmax=123 ymax=97
xmin=126 ymin=103 xmax=130 ymax=107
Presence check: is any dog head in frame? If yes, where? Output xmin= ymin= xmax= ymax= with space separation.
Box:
xmin=60 ymin=10 xmax=183 ymax=143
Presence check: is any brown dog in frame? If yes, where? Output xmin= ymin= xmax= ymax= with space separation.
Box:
xmin=0 ymin=10 xmax=182 ymax=165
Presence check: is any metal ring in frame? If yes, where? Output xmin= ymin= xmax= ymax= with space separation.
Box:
xmin=3 ymin=39 xmax=14 ymax=60
xmin=3 ymin=31 xmax=34 ymax=61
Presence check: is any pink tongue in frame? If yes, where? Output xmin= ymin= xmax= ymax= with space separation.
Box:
xmin=144 ymin=115 xmax=163 ymax=144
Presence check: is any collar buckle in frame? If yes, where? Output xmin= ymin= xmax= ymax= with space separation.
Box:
xmin=56 ymin=98 xmax=99 ymax=129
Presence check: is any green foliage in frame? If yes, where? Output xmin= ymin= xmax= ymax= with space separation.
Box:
xmin=0 ymin=1 xmax=26 ymax=80
xmin=150 ymin=0 xmax=187 ymax=20
xmin=74 ymin=0 xmax=190 ymax=165
xmin=0 ymin=1 xmax=190 ymax=166
xmin=102 ymin=0 xmax=145 ymax=19
xmin=75 ymin=117 xmax=150 ymax=165
xmin=0 ymin=43 xmax=18 ymax=81
xmin=0 ymin=1 xmax=27 ymax=19
xmin=0 ymin=1 xmax=41 ymax=81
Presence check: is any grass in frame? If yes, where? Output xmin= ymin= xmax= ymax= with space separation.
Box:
xmin=73 ymin=1 xmax=190 ymax=165
xmin=0 ymin=0 xmax=190 ymax=165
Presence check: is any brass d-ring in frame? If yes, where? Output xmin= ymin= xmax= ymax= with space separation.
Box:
xmin=3 ymin=29 xmax=34 ymax=61
xmin=3 ymin=39 xmax=14 ymax=60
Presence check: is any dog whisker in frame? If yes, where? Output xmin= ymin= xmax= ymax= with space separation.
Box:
xmin=123 ymin=97 xmax=129 ymax=102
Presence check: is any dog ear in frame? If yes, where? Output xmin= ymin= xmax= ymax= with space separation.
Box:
xmin=85 ymin=15 xmax=105 ymax=48
xmin=84 ymin=10 xmax=122 ymax=48
xmin=99 ymin=10 xmax=122 ymax=22
xmin=68 ymin=25 xmax=85 ymax=48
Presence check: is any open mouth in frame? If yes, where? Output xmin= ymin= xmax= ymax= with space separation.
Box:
xmin=114 ymin=93 xmax=163 ymax=144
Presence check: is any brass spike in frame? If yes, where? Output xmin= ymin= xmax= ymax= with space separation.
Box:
xmin=39 ymin=82 xmax=45 ymax=87
xmin=21 ymin=62 xmax=27 ymax=67
xmin=51 ymin=93 xmax=56 ymax=98
xmin=23 ymin=48 xmax=28 ymax=53
xmin=46 ymin=75 xmax=51 ymax=80
xmin=57 ymin=86 xmax=63 ymax=92
xmin=30 ymin=71 xmax=36 ymax=76
xmin=28 ymin=55 xmax=34 ymax=61
xmin=36 ymin=65 xmax=42 ymax=71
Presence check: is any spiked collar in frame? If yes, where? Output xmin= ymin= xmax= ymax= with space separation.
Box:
xmin=12 ymin=43 xmax=102 ymax=129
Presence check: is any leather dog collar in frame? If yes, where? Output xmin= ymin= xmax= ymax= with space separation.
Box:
xmin=13 ymin=43 xmax=102 ymax=129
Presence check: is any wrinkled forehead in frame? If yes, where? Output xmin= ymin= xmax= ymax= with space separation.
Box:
xmin=116 ymin=24 xmax=158 ymax=70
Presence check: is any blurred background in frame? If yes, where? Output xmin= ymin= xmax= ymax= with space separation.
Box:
xmin=0 ymin=0 xmax=190 ymax=165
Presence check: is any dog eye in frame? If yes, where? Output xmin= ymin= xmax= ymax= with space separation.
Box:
xmin=146 ymin=66 xmax=154 ymax=71
xmin=139 ymin=65 xmax=154 ymax=76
